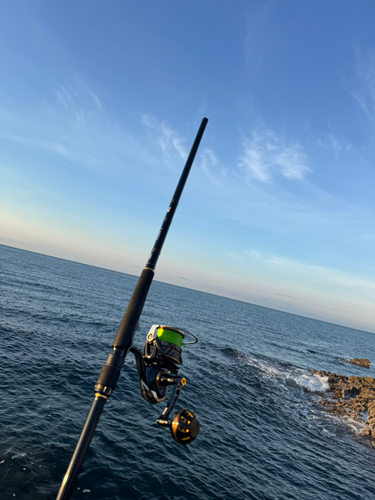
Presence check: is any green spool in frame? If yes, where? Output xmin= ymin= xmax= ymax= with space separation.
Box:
xmin=156 ymin=327 xmax=184 ymax=346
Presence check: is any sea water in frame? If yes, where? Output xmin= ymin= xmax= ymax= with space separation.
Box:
xmin=1 ymin=244 xmax=375 ymax=500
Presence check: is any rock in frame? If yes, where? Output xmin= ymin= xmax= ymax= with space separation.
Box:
xmin=364 ymin=376 xmax=375 ymax=386
xmin=312 ymin=369 xmax=375 ymax=445
xmin=350 ymin=358 xmax=371 ymax=368
xmin=342 ymin=387 xmax=360 ymax=399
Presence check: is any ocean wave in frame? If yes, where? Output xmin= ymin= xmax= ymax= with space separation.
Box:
xmin=219 ymin=347 xmax=243 ymax=358
xmin=11 ymin=453 xmax=27 ymax=459
xmin=265 ymin=365 xmax=329 ymax=392
xmin=294 ymin=372 xmax=329 ymax=392
xmin=342 ymin=415 xmax=367 ymax=435
xmin=241 ymin=354 xmax=329 ymax=392
xmin=219 ymin=346 xmax=330 ymax=392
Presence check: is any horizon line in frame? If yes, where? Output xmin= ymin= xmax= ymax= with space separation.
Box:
xmin=2 ymin=242 xmax=374 ymax=336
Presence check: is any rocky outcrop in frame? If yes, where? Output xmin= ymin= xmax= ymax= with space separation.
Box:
xmin=349 ymin=358 xmax=371 ymax=368
xmin=312 ymin=370 xmax=375 ymax=444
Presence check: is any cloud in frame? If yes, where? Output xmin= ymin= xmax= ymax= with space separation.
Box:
xmin=326 ymin=133 xmax=351 ymax=157
xmin=246 ymin=248 xmax=375 ymax=295
xmin=141 ymin=114 xmax=187 ymax=163
xmin=55 ymin=75 xmax=103 ymax=117
xmin=247 ymin=249 xmax=263 ymax=259
xmin=352 ymin=47 xmax=375 ymax=118
xmin=199 ymin=147 xmax=223 ymax=185
xmin=238 ymin=128 xmax=310 ymax=182
xmin=0 ymin=78 xmax=158 ymax=174
xmin=316 ymin=132 xmax=351 ymax=159
xmin=7 ymin=132 xmax=105 ymax=170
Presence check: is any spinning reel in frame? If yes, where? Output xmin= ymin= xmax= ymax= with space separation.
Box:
xmin=130 ymin=325 xmax=199 ymax=444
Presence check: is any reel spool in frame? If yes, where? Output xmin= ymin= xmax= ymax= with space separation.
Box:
xmin=130 ymin=325 xmax=199 ymax=444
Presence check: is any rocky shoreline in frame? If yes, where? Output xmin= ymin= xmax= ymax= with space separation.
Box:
xmin=312 ymin=367 xmax=375 ymax=446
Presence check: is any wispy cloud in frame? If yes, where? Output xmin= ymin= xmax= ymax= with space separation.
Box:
xmin=326 ymin=133 xmax=351 ymax=157
xmin=246 ymin=248 xmax=375 ymax=294
xmin=352 ymin=47 xmax=375 ymax=118
xmin=141 ymin=114 xmax=187 ymax=164
xmin=7 ymin=134 xmax=104 ymax=169
xmin=199 ymin=147 xmax=223 ymax=185
xmin=0 ymin=78 xmax=158 ymax=173
xmin=54 ymin=85 xmax=85 ymax=123
xmin=238 ymin=128 xmax=310 ymax=182
xmin=316 ymin=133 xmax=351 ymax=158
xmin=55 ymin=74 xmax=103 ymax=117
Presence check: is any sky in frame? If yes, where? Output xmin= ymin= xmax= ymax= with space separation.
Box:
xmin=1 ymin=0 xmax=375 ymax=333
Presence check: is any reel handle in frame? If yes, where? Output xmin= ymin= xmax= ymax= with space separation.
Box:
xmin=155 ymin=380 xmax=200 ymax=444
xmin=170 ymin=409 xmax=200 ymax=444
xmin=156 ymin=407 xmax=200 ymax=444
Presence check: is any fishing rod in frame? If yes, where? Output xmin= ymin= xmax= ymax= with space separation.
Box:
xmin=56 ymin=117 xmax=208 ymax=500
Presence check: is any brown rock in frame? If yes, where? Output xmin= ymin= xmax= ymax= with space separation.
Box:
xmin=312 ymin=369 xmax=375 ymax=446
xmin=364 ymin=376 xmax=375 ymax=386
xmin=350 ymin=358 xmax=371 ymax=368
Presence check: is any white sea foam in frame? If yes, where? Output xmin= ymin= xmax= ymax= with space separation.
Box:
xmin=244 ymin=355 xmax=329 ymax=392
xmin=341 ymin=416 xmax=367 ymax=435
xmin=293 ymin=373 xmax=329 ymax=392
xmin=321 ymin=428 xmax=334 ymax=438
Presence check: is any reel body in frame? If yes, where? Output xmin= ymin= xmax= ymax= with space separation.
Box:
xmin=130 ymin=325 xmax=199 ymax=444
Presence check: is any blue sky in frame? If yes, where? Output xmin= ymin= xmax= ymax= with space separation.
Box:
xmin=1 ymin=0 xmax=375 ymax=332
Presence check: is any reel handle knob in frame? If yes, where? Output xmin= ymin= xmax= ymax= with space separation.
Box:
xmin=170 ymin=409 xmax=199 ymax=445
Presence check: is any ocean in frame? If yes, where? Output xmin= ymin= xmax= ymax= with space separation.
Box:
xmin=1 ymin=244 xmax=375 ymax=500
